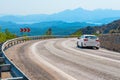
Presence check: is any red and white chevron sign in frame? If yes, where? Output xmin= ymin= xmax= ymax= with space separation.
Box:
xmin=20 ymin=28 xmax=31 ymax=32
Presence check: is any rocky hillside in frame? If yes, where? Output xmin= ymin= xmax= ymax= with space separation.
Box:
xmin=72 ymin=19 xmax=120 ymax=36
xmin=99 ymin=34 xmax=120 ymax=52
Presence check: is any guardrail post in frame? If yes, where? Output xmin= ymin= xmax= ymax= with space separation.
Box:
xmin=0 ymin=57 xmax=5 ymax=63
xmin=16 ymin=41 xmax=18 ymax=44
xmin=8 ymin=43 xmax=10 ymax=47
xmin=11 ymin=42 xmax=13 ymax=46
xmin=17 ymin=41 xmax=19 ymax=44
xmin=15 ymin=41 xmax=17 ymax=44
xmin=0 ymin=66 xmax=1 ymax=78
xmin=10 ymin=42 xmax=12 ymax=47
xmin=9 ymin=43 xmax=11 ymax=47
xmin=0 ymin=64 xmax=11 ymax=72
xmin=14 ymin=41 xmax=16 ymax=45
xmin=8 ymin=43 xmax=10 ymax=48
xmin=5 ymin=44 xmax=8 ymax=49
xmin=0 ymin=69 xmax=1 ymax=78
xmin=12 ymin=41 xmax=14 ymax=45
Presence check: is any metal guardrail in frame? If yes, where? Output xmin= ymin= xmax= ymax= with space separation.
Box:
xmin=1 ymin=36 xmax=33 ymax=80
xmin=1 ymin=35 xmax=71 ymax=80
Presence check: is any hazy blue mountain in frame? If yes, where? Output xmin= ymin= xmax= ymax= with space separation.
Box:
xmin=93 ymin=17 xmax=120 ymax=24
xmin=0 ymin=21 xmax=95 ymax=36
xmin=0 ymin=8 xmax=120 ymax=24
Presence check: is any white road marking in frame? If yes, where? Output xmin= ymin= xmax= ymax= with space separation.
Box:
xmin=30 ymin=41 xmax=77 ymax=80
xmin=62 ymin=39 xmax=120 ymax=64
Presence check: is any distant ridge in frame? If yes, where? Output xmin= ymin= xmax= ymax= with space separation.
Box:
xmin=0 ymin=21 xmax=95 ymax=36
xmin=0 ymin=8 xmax=120 ymax=24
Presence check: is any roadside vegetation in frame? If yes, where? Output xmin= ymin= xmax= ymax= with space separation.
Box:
xmin=44 ymin=28 xmax=55 ymax=38
xmin=70 ymin=30 xmax=83 ymax=37
xmin=45 ymin=28 xmax=52 ymax=35
xmin=0 ymin=27 xmax=16 ymax=43
xmin=71 ymin=27 xmax=101 ymax=37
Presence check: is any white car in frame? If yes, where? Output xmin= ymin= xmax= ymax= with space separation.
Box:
xmin=77 ymin=35 xmax=100 ymax=49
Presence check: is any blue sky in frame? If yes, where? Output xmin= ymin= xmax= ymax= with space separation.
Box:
xmin=0 ymin=0 xmax=120 ymax=15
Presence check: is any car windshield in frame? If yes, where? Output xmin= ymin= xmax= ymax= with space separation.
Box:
xmin=85 ymin=36 xmax=97 ymax=39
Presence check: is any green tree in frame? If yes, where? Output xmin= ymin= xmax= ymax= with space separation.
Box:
xmin=0 ymin=32 xmax=6 ymax=42
xmin=5 ymin=29 xmax=16 ymax=40
xmin=45 ymin=28 xmax=52 ymax=35
xmin=0 ymin=28 xmax=16 ymax=43
xmin=71 ymin=29 xmax=82 ymax=37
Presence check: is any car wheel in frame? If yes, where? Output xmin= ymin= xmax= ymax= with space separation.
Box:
xmin=96 ymin=47 xmax=99 ymax=49
xmin=77 ymin=42 xmax=80 ymax=48
xmin=92 ymin=46 xmax=96 ymax=49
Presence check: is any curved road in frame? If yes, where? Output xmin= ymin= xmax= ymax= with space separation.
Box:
xmin=5 ymin=38 xmax=120 ymax=80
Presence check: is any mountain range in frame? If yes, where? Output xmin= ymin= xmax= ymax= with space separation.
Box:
xmin=0 ymin=21 xmax=95 ymax=36
xmin=0 ymin=8 xmax=120 ymax=36
xmin=0 ymin=8 xmax=120 ymax=24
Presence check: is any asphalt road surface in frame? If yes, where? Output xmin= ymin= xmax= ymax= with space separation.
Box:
xmin=5 ymin=38 xmax=120 ymax=80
